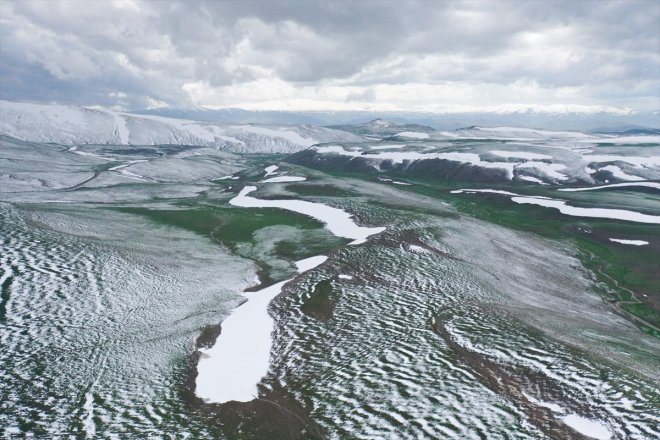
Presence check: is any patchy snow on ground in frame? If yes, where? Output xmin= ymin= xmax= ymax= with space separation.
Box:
xmin=261 ymin=176 xmax=307 ymax=183
xmin=561 ymin=414 xmax=612 ymax=440
xmin=394 ymin=131 xmax=430 ymax=139
xmin=511 ymin=196 xmax=660 ymax=224
xmin=558 ymin=182 xmax=660 ymax=192
xmin=516 ymin=161 xmax=568 ymax=180
xmin=608 ymin=238 xmax=649 ymax=246
xmin=518 ymin=175 xmax=547 ymax=184
xmin=491 ymin=150 xmax=552 ymax=160
xmin=451 ymin=189 xmax=520 ymax=196
xmin=596 ymin=165 xmax=646 ymax=181
xmin=264 ymin=165 xmax=279 ymax=176
xmin=338 ymin=274 xmax=353 ymax=280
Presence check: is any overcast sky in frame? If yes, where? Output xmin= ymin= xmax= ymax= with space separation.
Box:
xmin=1 ymin=0 xmax=659 ymax=112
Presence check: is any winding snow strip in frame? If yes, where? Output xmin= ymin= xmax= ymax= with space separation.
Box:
xmin=453 ymin=189 xmax=660 ymax=224
xmin=583 ymin=154 xmax=660 ymax=168
xmin=558 ymin=182 xmax=660 ymax=192
xmin=107 ymin=160 xmax=147 ymax=171
xmin=561 ymin=414 xmax=612 ymax=440
xmin=609 ymin=238 xmax=649 ymax=246
xmin=261 ymin=176 xmax=306 ymax=183
xmin=451 ymin=189 xmax=520 ymax=196
xmin=491 ymin=150 xmax=552 ymax=160
xmin=596 ymin=165 xmax=645 ymax=181
xmin=195 ymin=255 xmax=328 ymax=403
xmin=511 ymin=197 xmax=660 ymax=224
xmin=230 ymin=186 xmax=385 ymax=244
xmin=368 ymin=144 xmax=406 ymax=150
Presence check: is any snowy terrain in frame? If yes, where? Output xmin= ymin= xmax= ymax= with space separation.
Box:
xmin=297 ymin=126 xmax=660 ymax=185
xmin=0 ymin=100 xmax=362 ymax=153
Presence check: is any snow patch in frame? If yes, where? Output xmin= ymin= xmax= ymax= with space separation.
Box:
xmin=229 ymin=186 xmax=385 ymax=244
xmin=558 ymin=182 xmax=660 ymax=192
xmin=295 ymin=255 xmax=328 ymax=273
xmin=561 ymin=414 xmax=612 ymax=440
xmin=394 ymin=131 xmax=430 ymax=139
xmin=261 ymin=176 xmax=306 ymax=183
xmin=491 ymin=150 xmax=552 ymax=160
xmin=608 ymin=238 xmax=649 ymax=246
xmin=264 ymin=165 xmax=279 ymax=176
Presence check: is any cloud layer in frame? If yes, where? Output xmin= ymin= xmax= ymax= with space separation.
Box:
xmin=1 ymin=0 xmax=658 ymax=111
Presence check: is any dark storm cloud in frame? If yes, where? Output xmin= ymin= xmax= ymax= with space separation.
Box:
xmin=0 ymin=0 xmax=658 ymax=110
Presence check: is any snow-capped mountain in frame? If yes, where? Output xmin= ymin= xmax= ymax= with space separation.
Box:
xmin=0 ymin=101 xmax=363 ymax=153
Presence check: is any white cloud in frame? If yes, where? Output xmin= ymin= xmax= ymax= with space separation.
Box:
xmin=0 ymin=0 xmax=658 ymax=112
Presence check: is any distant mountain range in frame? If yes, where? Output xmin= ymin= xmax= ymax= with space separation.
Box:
xmin=130 ymin=106 xmax=660 ymax=132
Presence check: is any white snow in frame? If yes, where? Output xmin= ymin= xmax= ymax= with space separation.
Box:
xmin=451 ymin=189 xmax=520 ymax=196
xmin=368 ymin=144 xmax=407 ymax=150
xmin=518 ymin=176 xmax=547 ymax=184
xmin=195 ymin=279 xmax=288 ymax=403
xmin=558 ymin=182 xmax=660 ymax=192
xmin=238 ymin=125 xmax=317 ymax=147
xmin=315 ymin=147 xmax=517 ymax=179
xmin=394 ymin=131 xmax=430 ymax=139
xmin=264 ymin=165 xmax=279 ymax=176
xmin=338 ymin=274 xmax=353 ymax=280
xmin=511 ymin=197 xmax=660 ymax=224
xmin=608 ymin=238 xmax=649 ymax=246
xmin=582 ymin=135 xmax=660 ymax=144
xmin=583 ymin=154 xmax=660 ymax=168
xmin=455 ymin=189 xmax=660 ymax=224
xmin=229 ymin=186 xmax=385 ymax=244
xmin=107 ymin=160 xmax=147 ymax=171
xmin=295 ymin=255 xmax=328 ymax=273
xmin=516 ymin=161 xmax=568 ymax=180
xmin=561 ymin=414 xmax=612 ymax=440
xmin=113 ymin=113 xmax=130 ymax=144
xmin=261 ymin=176 xmax=307 ymax=183
xmin=596 ymin=165 xmax=645 ymax=181
xmin=196 ymin=253 xmax=330 ymax=404
xmin=215 ymin=175 xmax=240 ymax=180
xmin=491 ymin=150 xmax=552 ymax=160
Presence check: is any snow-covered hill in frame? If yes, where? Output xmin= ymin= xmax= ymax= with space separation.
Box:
xmin=289 ymin=126 xmax=660 ymax=185
xmin=0 ymin=101 xmax=362 ymax=153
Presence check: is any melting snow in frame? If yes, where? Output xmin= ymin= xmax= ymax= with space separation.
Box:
xmin=295 ymin=255 xmax=328 ymax=272
xmin=518 ymin=176 xmax=548 ymax=184
xmin=454 ymin=189 xmax=660 ymax=224
xmin=558 ymin=182 xmax=660 ymax=192
xmin=491 ymin=150 xmax=552 ymax=160
xmin=596 ymin=165 xmax=645 ymax=181
xmin=561 ymin=414 xmax=612 ymax=440
xmin=196 ymin=254 xmax=330 ymax=404
xmin=261 ymin=176 xmax=306 ymax=183
xmin=395 ymin=131 xmax=430 ymax=139
xmin=230 ymin=186 xmax=385 ymax=244
xmin=264 ymin=165 xmax=279 ymax=176
xmin=608 ymin=238 xmax=649 ymax=246
xmin=511 ymin=197 xmax=660 ymax=224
